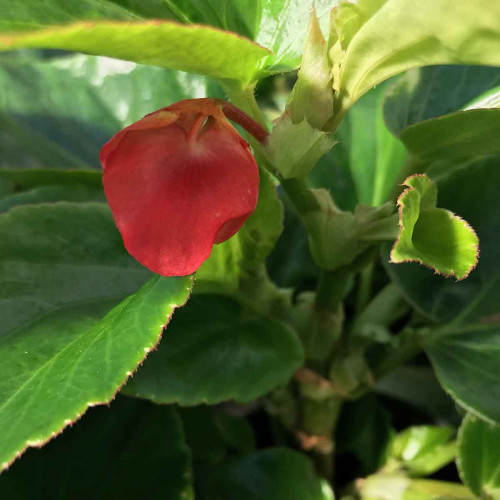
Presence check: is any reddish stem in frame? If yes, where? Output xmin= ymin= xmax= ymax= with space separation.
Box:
xmin=213 ymin=98 xmax=269 ymax=143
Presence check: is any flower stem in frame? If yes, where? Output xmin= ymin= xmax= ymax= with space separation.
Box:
xmin=218 ymin=99 xmax=269 ymax=143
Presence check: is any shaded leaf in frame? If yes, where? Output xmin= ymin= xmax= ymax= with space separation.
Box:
xmin=425 ymin=324 xmax=500 ymax=424
xmin=383 ymin=65 xmax=500 ymax=136
xmin=390 ymin=174 xmax=478 ymax=280
xmin=0 ymin=397 xmax=193 ymax=499
xmin=123 ymin=294 xmax=303 ymax=406
xmin=207 ymin=448 xmax=333 ymax=500
xmin=400 ymin=109 xmax=500 ymax=163
xmin=336 ymin=394 xmax=393 ymax=475
xmin=458 ymin=414 xmax=500 ymax=498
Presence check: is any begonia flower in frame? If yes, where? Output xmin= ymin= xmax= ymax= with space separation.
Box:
xmin=100 ymin=98 xmax=261 ymax=276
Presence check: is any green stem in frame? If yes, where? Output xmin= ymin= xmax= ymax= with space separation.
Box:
xmin=355 ymin=263 xmax=374 ymax=316
xmin=280 ymin=177 xmax=322 ymax=213
xmin=315 ymin=268 xmax=350 ymax=313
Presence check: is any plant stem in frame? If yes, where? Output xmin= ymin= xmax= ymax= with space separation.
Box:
xmin=355 ymin=262 xmax=374 ymax=316
xmin=315 ymin=268 xmax=350 ymax=313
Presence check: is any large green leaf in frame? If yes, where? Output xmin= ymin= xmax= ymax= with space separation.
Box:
xmin=425 ymin=324 xmax=500 ymax=424
xmin=0 ymin=54 xmax=210 ymax=168
xmin=148 ymin=0 xmax=339 ymax=74
xmin=0 ymin=169 xmax=105 ymax=212
xmin=390 ymin=174 xmax=479 ymax=280
xmin=207 ymin=448 xmax=333 ymax=500
xmin=123 ymin=294 xmax=303 ymax=405
xmin=0 ymin=202 xmax=193 ymax=469
xmin=384 ymin=156 xmax=500 ymax=323
xmin=400 ymin=109 xmax=500 ymax=164
xmin=0 ymin=2 xmax=270 ymax=83
xmin=383 ymin=65 xmax=500 ymax=136
xmin=0 ymin=397 xmax=193 ymax=499
xmin=332 ymin=0 xmax=500 ymax=111
xmin=458 ymin=414 xmax=500 ymax=498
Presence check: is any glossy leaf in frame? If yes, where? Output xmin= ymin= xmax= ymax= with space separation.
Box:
xmin=400 ymin=109 xmax=500 ymax=163
xmin=390 ymin=174 xmax=479 ymax=280
xmin=0 ymin=5 xmax=269 ymax=84
xmin=0 ymin=54 xmax=210 ymax=168
xmin=0 ymin=397 xmax=193 ymax=499
xmin=0 ymin=202 xmax=193 ymax=469
xmin=425 ymin=324 xmax=500 ymax=424
xmin=391 ymin=426 xmax=456 ymax=477
xmin=207 ymin=448 xmax=333 ymax=500
xmin=458 ymin=414 xmax=500 ymax=498
xmin=384 ymin=156 xmax=500 ymax=323
xmin=332 ymin=0 xmax=500 ymax=110
xmin=164 ymin=0 xmax=338 ymax=74
xmin=123 ymin=294 xmax=303 ymax=406
xmin=384 ymin=65 xmax=500 ymax=136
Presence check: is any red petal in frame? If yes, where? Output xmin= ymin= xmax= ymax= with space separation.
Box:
xmin=101 ymin=105 xmax=259 ymax=276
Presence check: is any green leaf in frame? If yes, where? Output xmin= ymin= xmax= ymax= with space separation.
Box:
xmin=197 ymin=168 xmax=283 ymax=293
xmin=165 ymin=0 xmax=338 ymax=74
xmin=344 ymin=80 xmax=406 ymax=206
xmin=288 ymin=8 xmax=334 ymax=130
xmin=0 ymin=397 xmax=193 ymax=499
xmin=0 ymin=168 xmax=105 ymax=211
xmin=384 ymin=156 xmax=500 ymax=323
xmin=264 ymin=114 xmax=336 ymax=179
xmin=390 ymin=174 xmax=479 ymax=280
xmin=207 ymin=448 xmax=333 ymax=500
xmin=391 ymin=426 xmax=456 ymax=477
xmin=332 ymin=0 xmax=500 ymax=110
xmin=375 ymin=366 xmax=458 ymax=421
xmin=0 ymin=54 xmax=211 ymax=168
xmin=336 ymin=394 xmax=393 ymax=475
xmin=0 ymin=202 xmax=193 ymax=469
xmin=425 ymin=324 xmax=500 ymax=424
xmin=359 ymin=474 xmax=475 ymax=499
xmin=400 ymin=109 xmax=500 ymax=163
xmin=458 ymin=414 xmax=500 ymax=498
xmin=180 ymin=406 xmax=255 ymax=464
xmin=0 ymin=169 xmax=106 ymax=211
xmin=383 ymin=65 xmax=500 ymax=136
xmin=0 ymin=13 xmax=269 ymax=84
xmin=123 ymin=294 xmax=303 ymax=406
xmin=266 ymin=193 xmax=320 ymax=288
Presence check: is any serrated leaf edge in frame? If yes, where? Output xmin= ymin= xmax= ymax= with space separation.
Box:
xmin=390 ymin=174 xmax=479 ymax=281
xmin=0 ymin=275 xmax=194 ymax=473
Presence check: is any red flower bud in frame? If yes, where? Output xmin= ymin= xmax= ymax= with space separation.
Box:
xmin=100 ymin=98 xmax=260 ymax=276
